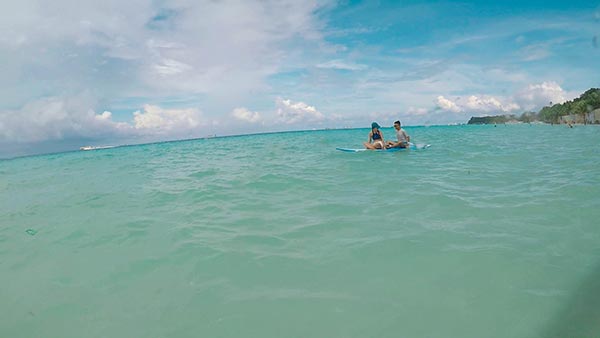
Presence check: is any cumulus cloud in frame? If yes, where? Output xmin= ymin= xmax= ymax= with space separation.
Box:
xmin=232 ymin=107 xmax=262 ymax=123
xmin=276 ymin=98 xmax=325 ymax=124
xmin=132 ymin=105 xmax=205 ymax=137
xmin=436 ymin=94 xmax=520 ymax=114
xmin=0 ymin=96 xmax=209 ymax=144
xmin=464 ymin=95 xmax=520 ymax=112
xmin=436 ymin=96 xmax=462 ymax=113
xmin=434 ymin=81 xmax=572 ymax=117
xmin=0 ymin=96 xmax=129 ymax=143
xmin=514 ymin=81 xmax=569 ymax=110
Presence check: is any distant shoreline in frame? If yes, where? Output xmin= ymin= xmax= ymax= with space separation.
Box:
xmin=468 ymin=88 xmax=600 ymax=125
xmin=467 ymin=116 xmax=599 ymax=126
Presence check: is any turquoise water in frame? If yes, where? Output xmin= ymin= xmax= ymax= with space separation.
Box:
xmin=1 ymin=125 xmax=600 ymax=338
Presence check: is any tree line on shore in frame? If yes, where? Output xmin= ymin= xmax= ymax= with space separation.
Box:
xmin=468 ymin=88 xmax=600 ymax=125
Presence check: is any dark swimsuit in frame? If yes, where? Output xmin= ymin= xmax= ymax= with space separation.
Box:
xmin=372 ymin=131 xmax=382 ymax=140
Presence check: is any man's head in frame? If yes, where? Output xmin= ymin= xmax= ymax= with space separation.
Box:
xmin=393 ymin=120 xmax=401 ymax=130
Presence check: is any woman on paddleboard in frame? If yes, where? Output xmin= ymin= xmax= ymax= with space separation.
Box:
xmin=364 ymin=122 xmax=385 ymax=150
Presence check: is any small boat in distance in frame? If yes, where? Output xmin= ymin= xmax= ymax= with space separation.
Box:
xmin=80 ymin=145 xmax=116 ymax=151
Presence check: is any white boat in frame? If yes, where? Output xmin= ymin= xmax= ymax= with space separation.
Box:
xmin=80 ymin=145 xmax=115 ymax=151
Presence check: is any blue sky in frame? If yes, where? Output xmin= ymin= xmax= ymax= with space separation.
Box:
xmin=1 ymin=0 xmax=599 ymax=157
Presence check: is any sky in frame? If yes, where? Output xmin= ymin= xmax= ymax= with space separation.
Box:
xmin=1 ymin=0 xmax=599 ymax=158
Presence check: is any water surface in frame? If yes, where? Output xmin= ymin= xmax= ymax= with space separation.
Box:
xmin=1 ymin=124 xmax=600 ymax=337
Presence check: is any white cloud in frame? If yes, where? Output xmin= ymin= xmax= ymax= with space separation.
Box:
xmin=516 ymin=37 xmax=573 ymax=62
xmin=436 ymin=96 xmax=462 ymax=113
xmin=0 ymin=0 xmax=330 ymax=106
xmin=328 ymin=112 xmax=344 ymax=121
xmin=519 ymin=45 xmax=551 ymax=61
xmin=464 ymin=95 xmax=520 ymax=112
xmin=0 ymin=96 xmax=129 ymax=143
xmin=232 ymin=107 xmax=262 ymax=123
xmin=514 ymin=81 xmax=569 ymax=111
xmin=316 ymin=59 xmax=367 ymax=71
xmin=276 ymin=98 xmax=325 ymax=124
xmin=95 ymin=111 xmax=113 ymax=121
xmin=2 ymin=2 xmax=598 ymax=155
xmin=132 ymin=105 xmax=205 ymax=136
xmin=0 ymin=95 xmax=335 ymax=148
xmin=0 ymin=96 xmax=210 ymax=144
xmin=436 ymin=94 xmax=520 ymax=114
xmin=153 ymin=59 xmax=193 ymax=76
xmin=406 ymin=107 xmax=429 ymax=116
xmin=434 ymin=81 xmax=573 ymax=117
xmin=368 ymin=111 xmax=396 ymax=123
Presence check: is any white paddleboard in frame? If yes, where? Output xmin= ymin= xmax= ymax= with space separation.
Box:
xmin=336 ymin=143 xmax=430 ymax=152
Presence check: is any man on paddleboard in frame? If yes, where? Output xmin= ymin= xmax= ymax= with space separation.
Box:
xmin=386 ymin=120 xmax=410 ymax=148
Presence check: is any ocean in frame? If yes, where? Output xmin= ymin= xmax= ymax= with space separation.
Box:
xmin=1 ymin=124 xmax=600 ymax=338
